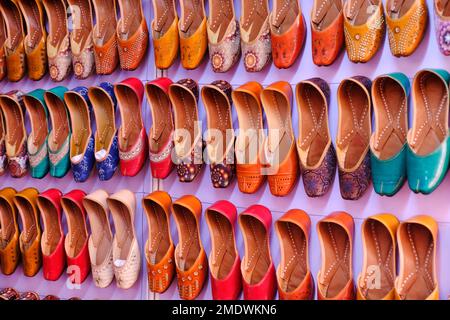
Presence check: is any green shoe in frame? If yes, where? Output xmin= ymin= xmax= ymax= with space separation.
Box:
xmin=370 ymin=73 xmax=409 ymax=196
xmin=407 ymin=69 xmax=450 ymax=194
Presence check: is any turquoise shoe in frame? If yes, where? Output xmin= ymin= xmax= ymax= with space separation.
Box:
xmin=44 ymin=86 xmax=71 ymax=178
xmin=370 ymin=73 xmax=409 ymax=196
xmin=407 ymin=69 xmax=450 ymax=194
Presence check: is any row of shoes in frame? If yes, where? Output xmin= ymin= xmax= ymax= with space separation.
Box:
xmin=0 ymin=0 xmax=148 ymax=82
xmin=144 ymin=192 xmax=439 ymax=300
xmin=0 ymin=288 xmax=80 ymax=300
xmin=0 ymin=188 xmax=141 ymax=290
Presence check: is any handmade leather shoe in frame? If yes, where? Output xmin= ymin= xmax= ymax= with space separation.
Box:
xmin=68 ymin=0 xmax=95 ymax=79
xmin=434 ymin=0 xmax=450 ymax=55
xmin=261 ymin=81 xmax=299 ymax=197
xmin=239 ymin=205 xmax=276 ymax=300
xmin=37 ymin=189 xmax=65 ymax=281
xmin=107 ymin=189 xmax=141 ymax=289
xmin=61 ymin=190 xmax=90 ymax=285
xmin=296 ymin=78 xmax=336 ymax=197
xmin=142 ymin=191 xmax=175 ymax=294
xmin=232 ymin=82 xmax=266 ymax=194
xmin=240 ymin=0 xmax=271 ymax=72
xmin=202 ymin=80 xmax=236 ymax=188
xmin=343 ymin=0 xmax=385 ymax=63
xmin=206 ymin=200 xmax=241 ymax=300
xmin=386 ymin=0 xmax=427 ymax=57
xmin=395 ymin=215 xmax=439 ymax=300
xmin=407 ymin=69 xmax=450 ymax=194
xmin=152 ymin=0 xmax=179 ymax=69
xmin=115 ymin=78 xmax=148 ymax=177
xmin=0 ymin=0 xmax=25 ymax=82
xmin=24 ymin=89 xmax=49 ymax=179
xmin=45 ymin=87 xmax=71 ymax=178
xmin=275 ymin=209 xmax=314 ymax=300
xmin=89 ymin=82 xmax=119 ymax=181
xmin=169 ymin=79 xmax=204 ymax=182
xmin=17 ymin=0 xmax=46 ymax=80
xmin=42 ymin=0 xmax=71 ymax=82
xmin=0 ymin=287 xmax=19 ymax=300
xmin=14 ymin=188 xmax=41 ymax=277
xmin=0 ymin=12 xmax=6 ymax=81
xmin=65 ymin=87 xmax=95 ymax=182
xmin=0 ymin=188 xmax=19 ymax=275
xmin=371 ymin=73 xmax=409 ymax=196
xmin=0 ymin=91 xmax=28 ymax=178
xmin=179 ymin=0 xmax=208 ymax=69
xmin=207 ymin=0 xmax=240 ymax=72
xmin=270 ymin=0 xmax=306 ymax=69
xmin=357 ymin=214 xmax=399 ymax=300
xmin=83 ymin=190 xmax=114 ymax=288
xmin=117 ymin=0 xmax=149 ymax=70
xmin=311 ymin=0 xmax=344 ymax=66
xmin=172 ymin=195 xmax=207 ymax=300
xmin=317 ymin=211 xmax=355 ymax=300
xmin=336 ymin=76 xmax=372 ymax=200
xmin=92 ymin=0 xmax=119 ymax=74
xmin=146 ymin=78 xmax=174 ymax=180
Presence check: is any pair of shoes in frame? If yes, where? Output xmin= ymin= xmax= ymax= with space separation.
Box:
xmin=83 ymin=189 xmax=141 ymax=289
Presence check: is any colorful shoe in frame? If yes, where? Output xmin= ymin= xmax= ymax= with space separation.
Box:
xmin=296 ymin=78 xmax=336 ymax=197
xmin=169 ymin=79 xmax=204 ymax=182
xmin=343 ymin=0 xmax=385 ymax=63
xmin=0 ymin=188 xmax=19 ymax=276
xmin=435 ymin=0 xmax=450 ymax=55
xmin=89 ymin=82 xmax=119 ymax=181
xmin=152 ymin=0 xmax=179 ymax=69
xmin=407 ymin=69 xmax=450 ymax=194
xmin=386 ymin=0 xmax=427 ymax=57
xmin=0 ymin=91 xmax=28 ymax=178
xmin=24 ymin=89 xmax=49 ymax=179
xmin=115 ymin=78 xmax=148 ymax=177
xmin=92 ymin=0 xmax=119 ymax=74
xmin=232 ymin=82 xmax=266 ymax=193
xmin=336 ymin=76 xmax=372 ymax=200
xmin=65 ymin=87 xmax=95 ymax=183
xmin=179 ymin=0 xmax=208 ymax=69
xmin=146 ymin=78 xmax=174 ymax=180
xmin=202 ymin=80 xmax=235 ymax=188
xmin=42 ymin=0 xmax=71 ymax=82
xmin=0 ymin=102 xmax=7 ymax=176
xmin=370 ymin=73 xmax=409 ymax=196
xmin=270 ymin=0 xmax=306 ymax=69
xmin=44 ymin=87 xmax=71 ymax=178
xmin=311 ymin=0 xmax=344 ymax=66
xmin=0 ymin=13 xmax=6 ymax=81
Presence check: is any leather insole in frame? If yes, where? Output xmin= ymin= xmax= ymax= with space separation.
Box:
xmin=37 ymin=197 xmax=61 ymax=256
xmin=116 ymin=85 xmax=143 ymax=150
xmin=312 ymin=0 xmax=342 ymax=31
xmin=15 ymin=197 xmax=37 ymax=247
xmin=1 ymin=98 xmax=25 ymax=154
xmin=24 ymin=96 xmax=47 ymax=154
xmin=277 ymin=221 xmax=307 ymax=292
xmin=153 ymin=0 xmax=176 ymax=34
xmin=68 ymin=0 xmax=93 ymax=50
xmin=90 ymin=88 xmax=115 ymax=153
xmin=346 ymin=0 xmax=380 ymax=26
xmin=62 ymin=199 xmax=87 ymax=258
xmin=144 ymin=200 xmax=171 ymax=265
xmin=118 ymin=0 xmax=141 ymax=39
xmin=241 ymin=0 xmax=269 ymax=41
xmin=173 ymin=204 xmax=200 ymax=271
xmin=108 ymin=199 xmax=133 ymax=261
xmin=271 ymin=0 xmax=299 ymax=35
xmin=65 ymin=93 xmax=90 ymax=157
xmin=18 ymin=0 xmax=42 ymax=49
xmin=0 ymin=199 xmax=14 ymax=245
xmin=42 ymin=0 xmax=67 ymax=48
xmin=92 ymin=0 xmax=116 ymax=45
xmin=437 ymin=0 xmax=450 ymax=17
xmin=179 ymin=0 xmax=204 ymax=36
xmin=0 ymin=0 xmax=22 ymax=50
xmin=45 ymin=93 xmax=69 ymax=151
xmin=386 ymin=0 xmax=416 ymax=18
xmin=147 ymin=85 xmax=173 ymax=154
xmin=240 ymin=215 xmax=270 ymax=285
xmin=209 ymin=0 xmax=233 ymax=42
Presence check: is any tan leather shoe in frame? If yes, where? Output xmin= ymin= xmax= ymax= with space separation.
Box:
xmin=0 ymin=187 xmax=19 ymax=275
xmin=152 ymin=0 xmax=179 ymax=69
xmin=83 ymin=190 xmax=114 ymax=289
xmin=107 ymin=189 xmax=141 ymax=289
xmin=0 ymin=12 xmax=6 ymax=81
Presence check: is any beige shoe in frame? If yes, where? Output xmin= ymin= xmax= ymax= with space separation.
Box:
xmin=83 ymin=190 xmax=114 ymax=288
xmin=107 ymin=189 xmax=141 ymax=289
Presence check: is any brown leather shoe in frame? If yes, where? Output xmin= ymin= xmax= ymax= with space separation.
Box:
xmin=0 ymin=0 xmax=26 ymax=82
xmin=0 ymin=12 xmax=6 ymax=81
xmin=0 ymin=188 xmax=19 ymax=275
xmin=17 ymin=0 xmax=47 ymax=81
xmin=92 ymin=0 xmax=119 ymax=75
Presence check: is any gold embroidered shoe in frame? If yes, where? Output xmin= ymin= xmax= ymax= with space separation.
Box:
xmin=152 ymin=0 xmax=179 ymax=69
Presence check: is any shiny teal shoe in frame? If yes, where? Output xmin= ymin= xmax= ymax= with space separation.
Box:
xmin=44 ymin=86 xmax=71 ymax=178
xmin=370 ymin=73 xmax=409 ymax=196
xmin=407 ymin=69 xmax=450 ymax=194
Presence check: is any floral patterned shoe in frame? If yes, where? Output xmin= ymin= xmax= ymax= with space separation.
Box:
xmin=240 ymin=0 xmax=271 ymax=72
xmin=89 ymin=82 xmax=119 ymax=181
xmin=434 ymin=0 xmax=450 ymax=55
xmin=44 ymin=87 xmax=71 ymax=178
xmin=152 ymin=0 xmax=179 ymax=69
xmin=201 ymin=80 xmax=236 ymax=188
xmin=24 ymin=89 xmax=50 ymax=179
xmin=0 ymin=91 xmax=28 ymax=178
xmin=169 ymin=79 xmax=204 ymax=182
xmin=207 ymin=0 xmax=241 ymax=72
xmin=65 ymin=87 xmax=95 ymax=183
xmin=0 ymin=109 xmax=6 ymax=176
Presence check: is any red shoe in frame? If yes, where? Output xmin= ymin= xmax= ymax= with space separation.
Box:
xmin=61 ymin=190 xmax=90 ymax=284
xmin=37 ymin=189 xmax=65 ymax=281
xmin=238 ymin=205 xmax=276 ymax=300
xmin=205 ymin=200 xmax=241 ymax=300
xmin=115 ymin=78 xmax=149 ymax=177
xmin=145 ymin=78 xmax=174 ymax=180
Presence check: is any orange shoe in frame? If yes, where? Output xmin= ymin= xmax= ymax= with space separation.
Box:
xmin=152 ymin=0 xmax=179 ymax=69
xmin=0 ymin=188 xmax=19 ymax=276
xmin=0 ymin=13 xmax=6 ymax=81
